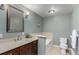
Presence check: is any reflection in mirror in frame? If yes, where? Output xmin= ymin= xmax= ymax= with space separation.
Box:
xmin=6 ymin=5 xmax=24 ymax=32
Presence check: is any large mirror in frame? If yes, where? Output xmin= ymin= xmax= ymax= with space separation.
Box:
xmin=6 ymin=5 xmax=24 ymax=32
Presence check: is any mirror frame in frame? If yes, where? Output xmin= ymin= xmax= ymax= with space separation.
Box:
xmin=6 ymin=5 xmax=24 ymax=32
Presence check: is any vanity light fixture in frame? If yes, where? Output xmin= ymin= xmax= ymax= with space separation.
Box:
xmin=24 ymin=11 xmax=30 ymax=18
xmin=0 ymin=4 xmax=4 ymax=10
xmin=48 ymin=9 xmax=55 ymax=14
xmin=26 ymin=12 xmax=30 ymax=16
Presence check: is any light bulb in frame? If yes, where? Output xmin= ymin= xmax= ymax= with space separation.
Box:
xmin=48 ymin=10 xmax=55 ymax=14
xmin=26 ymin=12 xmax=30 ymax=15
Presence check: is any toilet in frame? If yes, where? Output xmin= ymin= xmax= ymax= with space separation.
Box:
xmin=60 ymin=38 xmax=68 ymax=55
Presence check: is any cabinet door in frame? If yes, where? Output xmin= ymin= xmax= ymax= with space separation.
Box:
xmin=1 ymin=48 xmax=20 ymax=55
xmin=20 ymin=40 xmax=38 ymax=55
xmin=20 ymin=43 xmax=32 ymax=55
xmin=32 ymin=40 xmax=38 ymax=55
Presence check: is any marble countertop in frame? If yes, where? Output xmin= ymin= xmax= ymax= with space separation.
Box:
xmin=0 ymin=37 xmax=38 ymax=54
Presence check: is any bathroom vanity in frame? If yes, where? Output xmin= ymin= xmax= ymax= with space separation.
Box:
xmin=0 ymin=33 xmax=51 ymax=55
xmin=1 ymin=40 xmax=38 ymax=55
xmin=0 ymin=37 xmax=38 ymax=55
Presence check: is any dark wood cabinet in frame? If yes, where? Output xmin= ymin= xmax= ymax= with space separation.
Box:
xmin=31 ymin=40 xmax=38 ymax=55
xmin=20 ymin=43 xmax=33 ymax=55
xmin=20 ymin=40 xmax=38 ymax=55
xmin=1 ymin=40 xmax=38 ymax=55
xmin=1 ymin=48 xmax=20 ymax=55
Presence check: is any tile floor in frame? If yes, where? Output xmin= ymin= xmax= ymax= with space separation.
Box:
xmin=46 ymin=45 xmax=61 ymax=55
xmin=46 ymin=42 xmax=71 ymax=55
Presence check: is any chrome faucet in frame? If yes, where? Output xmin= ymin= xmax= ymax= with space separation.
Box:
xmin=17 ymin=34 xmax=22 ymax=40
xmin=14 ymin=34 xmax=22 ymax=42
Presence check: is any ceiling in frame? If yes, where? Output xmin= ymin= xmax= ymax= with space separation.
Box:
xmin=23 ymin=4 xmax=73 ymax=18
